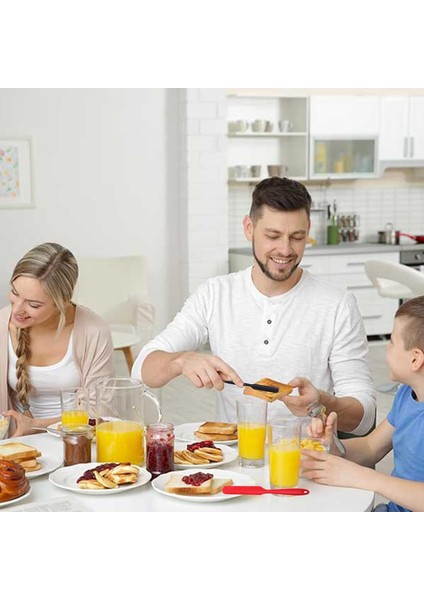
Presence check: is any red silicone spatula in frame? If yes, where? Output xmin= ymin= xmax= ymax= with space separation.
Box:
xmin=222 ymin=486 xmax=309 ymax=496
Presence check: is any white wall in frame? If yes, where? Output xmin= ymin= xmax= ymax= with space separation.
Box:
xmin=0 ymin=88 xmax=184 ymax=330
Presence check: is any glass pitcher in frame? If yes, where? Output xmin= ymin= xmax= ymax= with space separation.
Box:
xmin=95 ymin=377 xmax=162 ymax=466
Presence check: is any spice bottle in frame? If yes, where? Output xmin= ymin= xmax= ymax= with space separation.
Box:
xmin=62 ymin=425 xmax=93 ymax=466
xmin=146 ymin=423 xmax=174 ymax=479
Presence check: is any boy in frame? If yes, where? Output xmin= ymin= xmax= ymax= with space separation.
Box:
xmin=302 ymin=295 xmax=424 ymax=512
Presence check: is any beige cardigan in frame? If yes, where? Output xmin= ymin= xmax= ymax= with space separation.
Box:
xmin=0 ymin=304 xmax=115 ymax=416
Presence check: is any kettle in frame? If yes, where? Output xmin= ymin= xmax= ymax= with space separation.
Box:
xmin=378 ymin=222 xmax=399 ymax=245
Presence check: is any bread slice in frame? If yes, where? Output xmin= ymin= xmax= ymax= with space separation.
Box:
xmin=194 ymin=431 xmax=238 ymax=442
xmin=243 ymin=378 xmax=293 ymax=402
xmin=197 ymin=421 xmax=237 ymax=435
xmin=0 ymin=442 xmax=39 ymax=462
xmin=165 ymin=474 xmax=214 ymax=495
xmin=210 ymin=477 xmax=233 ymax=495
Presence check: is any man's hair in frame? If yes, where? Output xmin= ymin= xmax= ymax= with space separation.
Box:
xmin=395 ymin=296 xmax=424 ymax=350
xmin=249 ymin=177 xmax=312 ymax=222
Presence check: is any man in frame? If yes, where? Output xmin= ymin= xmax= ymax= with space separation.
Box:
xmin=132 ymin=177 xmax=376 ymax=435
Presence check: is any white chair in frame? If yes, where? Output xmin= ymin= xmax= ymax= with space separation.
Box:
xmin=364 ymin=259 xmax=424 ymax=393
xmin=72 ymin=256 xmax=155 ymax=370
xmin=364 ymin=260 xmax=424 ymax=301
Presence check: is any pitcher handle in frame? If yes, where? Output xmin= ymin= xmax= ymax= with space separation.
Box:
xmin=143 ymin=389 xmax=162 ymax=423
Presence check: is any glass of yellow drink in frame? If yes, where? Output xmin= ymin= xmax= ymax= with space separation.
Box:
xmin=60 ymin=388 xmax=91 ymax=428
xmin=236 ymin=396 xmax=268 ymax=467
xmin=268 ymin=418 xmax=301 ymax=489
xmin=95 ymin=378 xmax=162 ymax=466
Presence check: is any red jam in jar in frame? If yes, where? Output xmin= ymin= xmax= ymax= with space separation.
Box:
xmin=146 ymin=423 xmax=174 ymax=479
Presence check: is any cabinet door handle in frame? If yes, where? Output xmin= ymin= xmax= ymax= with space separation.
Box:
xmin=410 ymin=136 xmax=414 ymax=158
xmin=302 ymin=264 xmax=313 ymax=269
xmin=362 ymin=315 xmax=382 ymax=320
xmin=347 ymin=285 xmax=374 ymax=290
xmin=404 ymin=136 xmax=408 ymax=158
xmin=346 ymin=261 xmax=366 ymax=267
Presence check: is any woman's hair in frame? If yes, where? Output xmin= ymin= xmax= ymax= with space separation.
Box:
xmin=395 ymin=296 xmax=424 ymax=351
xmin=10 ymin=242 xmax=78 ymax=414
xmin=250 ymin=177 xmax=312 ymax=223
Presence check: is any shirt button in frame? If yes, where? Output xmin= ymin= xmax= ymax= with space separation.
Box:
xmin=264 ymin=340 xmax=269 ymax=345
xmin=267 ymin=319 xmax=272 ymax=324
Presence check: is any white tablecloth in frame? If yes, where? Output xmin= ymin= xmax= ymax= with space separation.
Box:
xmin=1 ymin=433 xmax=374 ymax=512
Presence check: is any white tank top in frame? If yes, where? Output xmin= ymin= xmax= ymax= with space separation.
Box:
xmin=8 ymin=332 xmax=81 ymax=419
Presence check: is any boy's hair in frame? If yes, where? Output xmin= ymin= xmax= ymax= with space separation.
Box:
xmin=395 ymin=296 xmax=424 ymax=350
xmin=250 ymin=177 xmax=312 ymax=223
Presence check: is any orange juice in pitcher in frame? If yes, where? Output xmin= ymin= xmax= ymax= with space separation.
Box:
xmin=96 ymin=421 xmax=144 ymax=465
xmin=95 ymin=378 xmax=162 ymax=466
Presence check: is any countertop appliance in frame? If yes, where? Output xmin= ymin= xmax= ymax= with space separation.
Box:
xmin=400 ymin=249 xmax=424 ymax=272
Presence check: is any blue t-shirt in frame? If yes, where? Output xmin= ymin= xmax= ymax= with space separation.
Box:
xmin=386 ymin=384 xmax=424 ymax=512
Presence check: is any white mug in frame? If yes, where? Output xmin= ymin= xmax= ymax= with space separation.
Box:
xmin=279 ymin=120 xmax=293 ymax=133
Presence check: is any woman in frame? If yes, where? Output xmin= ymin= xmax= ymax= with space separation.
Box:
xmin=0 ymin=242 xmax=114 ymax=436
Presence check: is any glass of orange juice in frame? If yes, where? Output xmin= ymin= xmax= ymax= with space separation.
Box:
xmin=236 ymin=396 xmax=268 ymax=468
xmin=60 ymin=387 xmax=91 ymax=428
xmin=95 ymin=378 xmax=162 ymax=466
xmin=268 ymin=417 xmax=302 ymax=489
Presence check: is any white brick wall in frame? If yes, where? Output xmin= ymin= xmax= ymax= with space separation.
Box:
xmin=180 ymin=88 xmax=228 ymax=296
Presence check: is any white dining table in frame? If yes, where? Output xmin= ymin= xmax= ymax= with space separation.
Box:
xmin=1 ymin=433 xmax=374 ymax=512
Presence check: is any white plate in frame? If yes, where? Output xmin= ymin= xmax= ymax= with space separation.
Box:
xmin=152 ymin=468 xmax=255 ymax=502
xmin=46 ymin=422 xmax=63 ymax=437
xmin=0 ymin=488 xmax=32 ymax=509
xmin=173 ymin=442 xmax=238 ymax=469
xmin=174 ymin=422 xmax=238 ymax=446
xmin=49 ymin=462 xmax=151 ymax=495
xmin=26 ymin=453 xmax=63 ymax=479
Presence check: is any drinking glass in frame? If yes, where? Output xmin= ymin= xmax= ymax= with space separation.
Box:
xmin=236 ymin=396 xmax=267 ymax=468
xmin=60 ymin=387 xmax=92 ymax=427
xmin=268 ymin=417 xmax=301 ymax=488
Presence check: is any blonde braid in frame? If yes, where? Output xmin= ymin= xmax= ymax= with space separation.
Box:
xmin=15 ymin=327 xmax=34 ymax=418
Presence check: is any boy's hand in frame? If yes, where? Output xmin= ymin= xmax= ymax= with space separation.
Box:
xmin=301 ymin=449 xmax=367 ymax=488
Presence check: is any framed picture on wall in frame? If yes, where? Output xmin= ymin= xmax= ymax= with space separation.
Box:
xmin=0 ymin=138 xmax=34 ymax=208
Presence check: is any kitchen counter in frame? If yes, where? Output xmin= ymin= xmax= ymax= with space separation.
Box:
xmin=229 ymin=243 xmax=424 ymax=257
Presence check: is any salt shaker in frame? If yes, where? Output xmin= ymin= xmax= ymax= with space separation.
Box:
xmin=146 ymin=423 xmax=174 ymax=479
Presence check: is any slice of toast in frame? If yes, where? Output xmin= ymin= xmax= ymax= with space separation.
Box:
xmin=197 ymin=421 xmax=237 ymax=435
xmin=243 ymin=378 xmax=293 ymax=402
xmin=165 ymin=474 xmax=214 ymax=495
xmin=209 ymin=477 xmax=233 ymax=495
xmin=0 ymin=442 xmax=40 ymax=462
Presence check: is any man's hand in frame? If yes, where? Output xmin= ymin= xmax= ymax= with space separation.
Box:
xmin=176 ymin=352 xmax=244 ymax=391
xmin=279 ymin=376 xmax=321 ymax=416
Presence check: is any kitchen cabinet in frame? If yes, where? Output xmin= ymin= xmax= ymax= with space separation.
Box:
xmin=379 ymin=96 xmax=424 ymax=163
xmin=310 ymin=95 xmax=380 ymax=135
xmin=228 ymin=248 xmax=400 ymax=337
xmin=309 ymin=95 xmax=379 ymax=179
xmin=227 ymin=94 xmax=309 ymax=182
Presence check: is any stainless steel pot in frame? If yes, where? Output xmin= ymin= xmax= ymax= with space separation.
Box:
xmin=378 ymin=223 xmax=399 ymax=245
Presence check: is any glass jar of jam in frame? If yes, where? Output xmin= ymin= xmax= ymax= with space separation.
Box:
xmin=62 ymin=425 xmax=93 ymax=466
xmin=146 ymin=423 xmax=174 ymax=479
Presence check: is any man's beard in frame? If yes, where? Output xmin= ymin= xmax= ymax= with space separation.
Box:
xmin=252 ymin=241 xmax=300 ymax=282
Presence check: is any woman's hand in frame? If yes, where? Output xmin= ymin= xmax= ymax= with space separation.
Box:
xmin=2 ymin=409 xmax=34 ymax=437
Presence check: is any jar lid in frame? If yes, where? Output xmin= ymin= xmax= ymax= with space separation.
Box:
xmin=146 ymin=422 xmax=173 ymax=431
xmin=62 ymin=425 xmax=94 ymax=436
